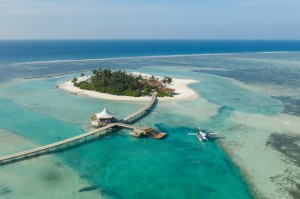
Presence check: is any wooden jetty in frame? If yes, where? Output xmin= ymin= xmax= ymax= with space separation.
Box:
xmin=0 ymin=93 xmax=161 ymax=165
xmin=129 ymin=127 xmax=166 ymax=139
xmin=118 ymin=123 xmax=166 ymax=139
xmin=122 ymin=93 xmax=156 ymax=122
xmin=0 ymin=123 xmax=116 ymax=164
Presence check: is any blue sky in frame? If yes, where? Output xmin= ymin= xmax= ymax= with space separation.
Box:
xmin=0 ymin=0 xmax=299 ymax=39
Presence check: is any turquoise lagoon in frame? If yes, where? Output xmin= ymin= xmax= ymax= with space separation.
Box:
xmin=1 ymin=51 xmax=300 ymax=199
xmin=0 ymin=73 xmax=253 ymax=199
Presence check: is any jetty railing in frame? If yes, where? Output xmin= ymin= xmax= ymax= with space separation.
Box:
xmin=0 ymin=93 xmax=157 ymax=165
xmin=0 ymin=123 xmax=117 ymax=164
xmin=122 ymin=93 xmax=156 ymax=122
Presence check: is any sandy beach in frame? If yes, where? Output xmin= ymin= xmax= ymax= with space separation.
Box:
xmin=58 ymin=77 xmax=199 ymax=102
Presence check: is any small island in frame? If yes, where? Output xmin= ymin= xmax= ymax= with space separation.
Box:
xmin=59 ymin=69 xmax=199 ymax=101
xmin=72 ymin=69 xmax=175 ymax=97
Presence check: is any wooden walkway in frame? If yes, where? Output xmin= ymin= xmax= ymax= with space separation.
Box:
xmin=122 ymin=93 xmax=156 ymax=122
xmin=0 ymin=94 xmax=157 ymax=164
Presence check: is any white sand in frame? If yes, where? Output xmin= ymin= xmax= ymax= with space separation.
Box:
xmin=58 ymin=78 xmax=199 ymax=102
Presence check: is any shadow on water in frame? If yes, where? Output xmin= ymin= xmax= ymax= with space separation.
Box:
xmin=78 ymin=186 xmax=99 ymax=193
xmin=207 ymin=136 xmax=226 ymax=141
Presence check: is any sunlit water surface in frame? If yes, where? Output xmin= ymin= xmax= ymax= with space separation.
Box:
xmin=1 ymin=51 xmax=300 ymax=199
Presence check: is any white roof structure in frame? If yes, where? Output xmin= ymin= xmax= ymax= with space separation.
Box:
xmin=76 ymin=75 xmax=91 ymax=83
xmin=130 ymin=72 xmax=163 ymax=81
xmin=95 ymin=108 xmax=115 ymax=119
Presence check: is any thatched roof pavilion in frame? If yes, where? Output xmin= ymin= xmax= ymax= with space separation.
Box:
xmin=91 ymin=108 xmax=116 ymax=127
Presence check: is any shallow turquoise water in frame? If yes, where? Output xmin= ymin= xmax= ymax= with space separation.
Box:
xmin=0 ymin=99 xmax=84 ymax=144
xmin=2 ymin=51 xmax=299 ymax=198
xmin=0 ymin=73 xmax=254 ymax=198
xmin=63 ymin=125 xmax=251 ymax=199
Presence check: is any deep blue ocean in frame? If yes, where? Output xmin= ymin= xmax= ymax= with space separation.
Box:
xmin=1 ymin=40 xmax=300 ymax=83
xmin=1 ymin=40 xmax=300 ymax=64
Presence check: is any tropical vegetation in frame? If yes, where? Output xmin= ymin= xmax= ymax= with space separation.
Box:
xmin=72 ymin=69 xmax=173 ymax=97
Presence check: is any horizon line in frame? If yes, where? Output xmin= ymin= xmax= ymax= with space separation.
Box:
xmin=1 ymin=39 xmax=300 ymax=41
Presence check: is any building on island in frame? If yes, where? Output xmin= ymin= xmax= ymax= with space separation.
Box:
xmin=91 ymin=108 xmax=116 ymax=127
xmin=161 ymin=88 xmax=175 ymax=96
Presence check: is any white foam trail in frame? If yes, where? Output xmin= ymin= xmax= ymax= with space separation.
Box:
xmin=8 ymin=53 xmax=238 ymax=66
xmin=259 ymin=51 xmax=293 ymax=54
xmin=9 ymin=51 xmax=300 ymax=66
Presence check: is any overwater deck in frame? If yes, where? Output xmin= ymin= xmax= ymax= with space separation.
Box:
xmin=0 ymin=93 xmax=159 ymax=165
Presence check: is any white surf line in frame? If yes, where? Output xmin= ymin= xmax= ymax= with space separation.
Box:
xmin=9 ymin=51 xmax=300 ymax=66
xmin=8 ymin=53 xmax=237 ymax=65
xmin=22 ymin=70 xmax=90 ymax=79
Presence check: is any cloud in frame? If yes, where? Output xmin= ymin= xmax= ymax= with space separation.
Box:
xmin=236 ymin=0 xmax=300 ymax=5
xmin=0 ymin=0 xmax=299 ymax=39
xmin=0 ymin=0 xmax=167 ymax=16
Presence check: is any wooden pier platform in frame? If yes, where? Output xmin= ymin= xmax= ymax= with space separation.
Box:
xmin=0 ymin=93 xmax=161 ymax=165
xmin=0 ymin=123 xmax=117 ymax=164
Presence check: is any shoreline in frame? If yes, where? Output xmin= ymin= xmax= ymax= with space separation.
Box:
xmin=58 ymin=78 xmax=199 ymax=102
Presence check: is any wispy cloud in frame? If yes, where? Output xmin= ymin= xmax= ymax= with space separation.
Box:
xmin=0 ymin=0 xmax=167 ymax=16
xmin=236 ymin=0 xmax=300 ymax=5
xmin=0 ymin=0 xmax=299 ymax=39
